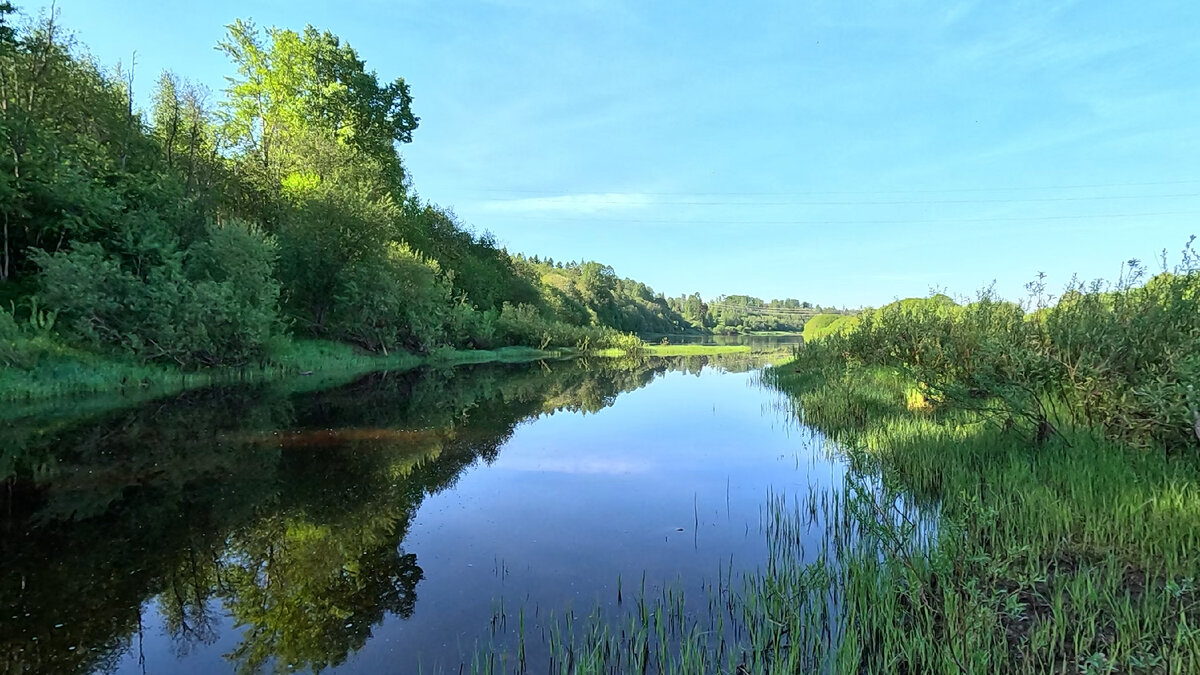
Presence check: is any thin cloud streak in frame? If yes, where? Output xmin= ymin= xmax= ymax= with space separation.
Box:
xmin=479 ymin=192 xmax=653 ymax=215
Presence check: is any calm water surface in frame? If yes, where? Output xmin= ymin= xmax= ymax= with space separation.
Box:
xmin=2 ymin=355 xmax=846 ymax=674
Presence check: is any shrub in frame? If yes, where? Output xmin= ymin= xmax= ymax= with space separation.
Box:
xmin=327 ymin=243 xmax=453 ymax=354
xmin=803 ymin=313 xmax=858 ymax=342
xmin=493 ymin=302 xmax=610 ymax=350
xmin=34 ymin=221 xmax=282 ymax=367
xmin=804 ymin=247 xmax=1200 ymax=452
xmin=446 ymin=305 xmax=498 ymax=350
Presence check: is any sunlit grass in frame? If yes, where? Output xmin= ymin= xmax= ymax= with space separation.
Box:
xmin=763 ymin=360 xmax=1200 ymax=673
xmin=0 ymin=337 xmax=573 ymax=402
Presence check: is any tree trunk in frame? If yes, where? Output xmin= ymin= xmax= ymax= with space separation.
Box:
xmin=2 ymin=212 xmax=8 ymax=281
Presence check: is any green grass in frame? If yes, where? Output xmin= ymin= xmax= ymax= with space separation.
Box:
xmin=760 ymin=359 xmax=1200 ymax=673
xmin=0 ymin=335 xmax=218 ymax=401
xmin=267 ymin=338 xmax=424 ymax=373
xmin=429 ymin=345 xmax=573 ymax=365
xmin=0 ymin=336 xmax=574 ymax=402
xmin=802 ymin=313 xmax=859 ymax=343
xmin=3 ymin=327 xmax=792 ymax=402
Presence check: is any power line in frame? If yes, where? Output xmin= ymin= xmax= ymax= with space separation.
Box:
xmin=456 ymin=178 xmax=1200 ymax=197
xmin=490 ymin=209 xmax=1200 ymax=226
xmin=477 ymin=192 xmax=1200 ymax=207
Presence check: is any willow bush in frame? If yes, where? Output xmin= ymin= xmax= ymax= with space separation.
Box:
xmin=807 ymin=241 xmax=1200 ymax=452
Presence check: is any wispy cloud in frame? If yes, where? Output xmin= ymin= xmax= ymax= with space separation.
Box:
xmin=479 ymin=192 xmax=653 ymax=215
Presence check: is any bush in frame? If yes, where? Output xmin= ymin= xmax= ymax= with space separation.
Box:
xmin=187 ymin=222 xmax=283 ymax=361
xmin=599 ymin=332 xmax=645 ymax=354
xmin=1041 ymin=265 xmax=1200 ymax=449
xmin=806 ymin=249 xmax=1200 ymax=452
xmin=35 ymin=221 xmax=282 ymax=367
xmin=494 ymin=302 xmax=609 ymax=350
xmin=446 ymin=305 xmax=499 ymax=350
xmin=327 ymin=243 xmax=453 ymax=353
xmin=803 ymin=313 xmax=858 ymax=342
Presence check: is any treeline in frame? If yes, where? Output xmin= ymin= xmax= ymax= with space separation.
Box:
xmin=662 ymin=293 xmax=838 ymax=334
xmin=0 ymin=6 xmax=677 ymax=374
xmin=516 ymin=255 xmax=698 ymax=335
xmin=799 ymin=250 xmax=1200 ymax=451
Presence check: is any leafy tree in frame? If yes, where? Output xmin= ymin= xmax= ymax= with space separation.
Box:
xmin=0 ymin=8 xmax=158 ymax=281
xmin=216 ymin=19 xmax=417 ymax=206
xmin=329 ymin=243 xmax=454 ymax=353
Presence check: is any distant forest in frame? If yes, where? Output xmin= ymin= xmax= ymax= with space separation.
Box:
xmin=664 ymin=292 xmax=844 ymax=334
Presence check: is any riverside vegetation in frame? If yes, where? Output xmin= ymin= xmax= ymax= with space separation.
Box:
xmin=0 ymin=6 xmax=816 ymax=398
xmin=758 ymin=258 xmax=1200 ymax=673
xmin=0 ymin=5 xmax=817 ymax=401
xmin=1 ymin=6 xmax=801 ymax=399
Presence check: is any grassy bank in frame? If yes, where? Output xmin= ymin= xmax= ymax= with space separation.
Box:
xmin=760 ymin=359 xmax=1200 ymax=672
xmin=0 ymin=337 xmax=572 ymax=402
xmin=0 ymin=333 xmax=773 ymax=403
xmin=600 ymin=341 xmax=806 ymax=357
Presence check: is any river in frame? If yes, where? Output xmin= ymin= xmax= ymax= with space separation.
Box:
xmin=2 ymin=353 xmax=850 ymax=674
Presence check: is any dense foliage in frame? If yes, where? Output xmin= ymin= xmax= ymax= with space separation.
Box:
xmin=763 ymin=260 xmax=1200 ymax=673
xmin=0 ymin=5 xmax=685 ymax=378
xmin=763 ymin=340 xmax=1200 ymax=672
xmin=515 ymin=255 xmax=697 ymax=335
xmin=801 ymin=312 xmax=860 ymax=342
xmin=802 ymin=250 xmax=1200 ymax=452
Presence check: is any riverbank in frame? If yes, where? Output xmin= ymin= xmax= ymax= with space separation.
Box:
xmin=595 ymin=343 xmax=753 ymax=358
xmin=757 ymin=358 xmax=1200 ymax=672
xmin=0 ymin=337 xmax=574 ymax=402
xmin=0 ymin=335 xmax=786 ymax=404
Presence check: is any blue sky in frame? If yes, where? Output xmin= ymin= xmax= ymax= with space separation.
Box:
xmin=42 ymin=0 xmax=1200 ymax=307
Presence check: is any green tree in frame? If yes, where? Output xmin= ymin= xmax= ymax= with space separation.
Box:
xmin=216 ymin=19 xmax=417 ymax=208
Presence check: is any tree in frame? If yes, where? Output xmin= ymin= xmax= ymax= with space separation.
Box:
xmin=217 ymin=20 xmax=417 ymax=205
xmin=0 ymin=7 xmax=149 ymax=281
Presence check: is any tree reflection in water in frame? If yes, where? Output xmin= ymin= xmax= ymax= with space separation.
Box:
xmin=1 ymin=354 xmax=763 ymax=674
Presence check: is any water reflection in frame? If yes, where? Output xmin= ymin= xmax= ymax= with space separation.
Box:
xmin=1 ymin=354 xmax=769 ymax=674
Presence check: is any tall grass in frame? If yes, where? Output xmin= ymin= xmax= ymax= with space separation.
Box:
xmin=766 ymin=362 xmax=1200 ymax=673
